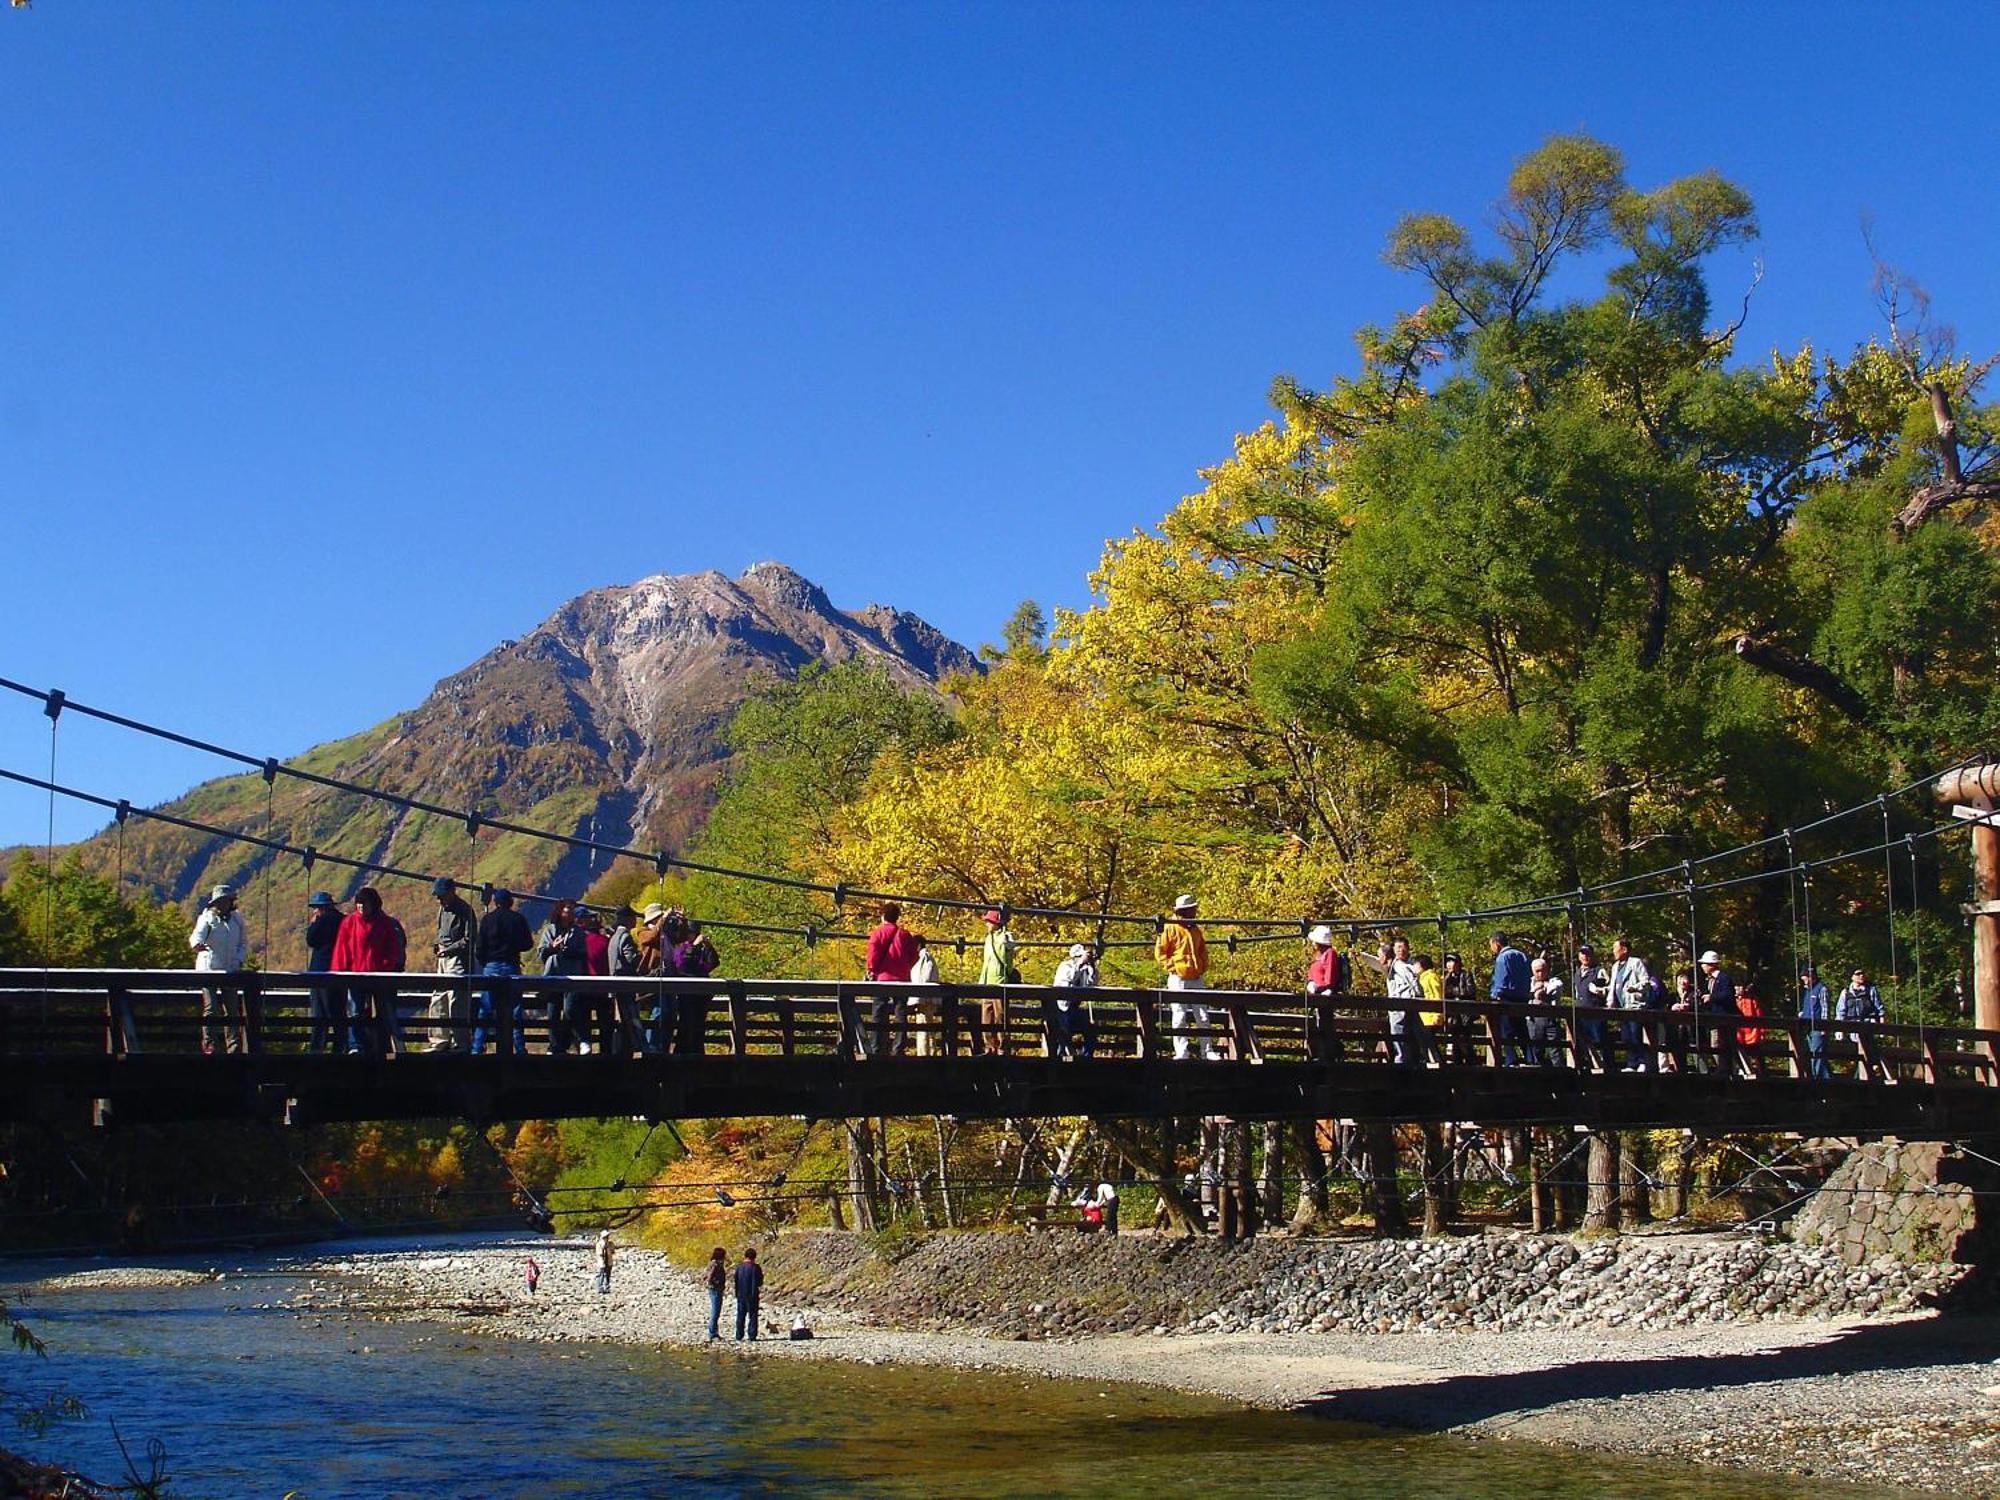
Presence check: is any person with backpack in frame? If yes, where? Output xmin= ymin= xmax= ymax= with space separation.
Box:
xmin=472 ymin=888 xmax=534 ymax=1056
xmin=977 ymin=908 xmax=1019 ymax=1057
xmin=1050 ymin=942 xmax=1098 ymax=1060
xmin=671 ymin=921 xmax=720 ymax=1056
xmin=635 ymin=902 xmax=678 ymax=1054
xmin=703 ymin=1246 xmax=728 ymax=1341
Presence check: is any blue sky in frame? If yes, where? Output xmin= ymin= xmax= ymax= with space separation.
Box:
xmin=3 ymin=4 xmax=1997 ymax=846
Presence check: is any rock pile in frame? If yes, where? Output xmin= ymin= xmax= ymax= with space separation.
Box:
xmin=758 ymin=1228 xmax=1967 ymax=1341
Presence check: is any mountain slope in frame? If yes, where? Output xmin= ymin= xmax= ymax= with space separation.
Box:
xmin=80 ymin=562 xmax=977 ymax=960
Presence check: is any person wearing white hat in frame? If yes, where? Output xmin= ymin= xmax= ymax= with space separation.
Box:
xmin=1051 ymin=941 xmax=1099 ymax=1059
xmin=1304 ymin=926 xmax=1344 ymax=1060
xmin=1155 ymin=895 xmax=1212 ymax=1060
xmin=1697 ymin=950 xmax=1735 ymax=1076
xmin=189 ymin=883 xmax=249 ymax=1056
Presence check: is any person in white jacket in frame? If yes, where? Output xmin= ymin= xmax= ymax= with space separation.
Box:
xmin=189 ymin=884 xmax=249 ymax=1055
xmin=1357 ymin=937 xmax=1426 ymax=1065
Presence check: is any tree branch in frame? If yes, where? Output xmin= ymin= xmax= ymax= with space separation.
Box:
xmin=1731 ymin=634 xmax=1874 ymax=725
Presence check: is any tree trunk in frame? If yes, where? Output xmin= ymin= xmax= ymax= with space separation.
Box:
xmin=933 ymin=1117 xmax=957 ymax=1229
xmin=1619 ymin=1131 xmax=1652 ymax=1225
xmin=1509 ymin=1128 xmax=1534 ymax=1225
xmin=1529 ymin=1130 xmax=1555 ymax=1232
xmin=1420 ymin=1123 xmax=1452 ymax=1237
xmin=1583 ymin=1132 xmax=1620 ymax=1232
xmin=1047 ymin=1124 xmax=1089 ymax=1207
xmin=1290 ymin=1120 xmax=1330 ymax=1231
xmin=1093 ymin=1117 xmax=1205 ymax=1235
xmin=1672 ymin=1135 xmax=1697 ymax=1219
xmin=843 ymin=1119 xmax=877 ymax=1232
xmin=1359 ymin=1123 xmax=1409 ymax=1238
xmin=1258 ymin=1121 xmax=1285 ymax=1225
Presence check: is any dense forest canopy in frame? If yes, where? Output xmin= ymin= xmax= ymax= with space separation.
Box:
xmin=683 ymin=134 xmax=1998 ymax=1010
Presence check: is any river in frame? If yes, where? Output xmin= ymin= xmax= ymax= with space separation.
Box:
xmin=7 ymin=1235 xmax=1892 ymax=1499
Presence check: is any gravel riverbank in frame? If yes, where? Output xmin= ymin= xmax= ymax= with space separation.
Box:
xmin=280 ymin=1230 xmax=1999 ymax=1495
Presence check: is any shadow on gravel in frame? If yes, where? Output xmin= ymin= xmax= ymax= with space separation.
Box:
xmin=1297 ymin=1314 xmax=2000 ymax=1431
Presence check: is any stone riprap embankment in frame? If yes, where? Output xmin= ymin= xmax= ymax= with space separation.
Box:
xmin=755 ymin=1228 xmax=1966 ymax=1341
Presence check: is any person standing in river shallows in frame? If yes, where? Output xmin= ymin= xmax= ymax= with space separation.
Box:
xmin=704 ymin=1246 xmax=727 ymax=1341
xmin=734 ymin=1246 xmax=764 ymax=1341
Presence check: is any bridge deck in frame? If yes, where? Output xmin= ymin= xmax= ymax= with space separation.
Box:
xmin=4 ymin=968 xmax=1995 ymax=1136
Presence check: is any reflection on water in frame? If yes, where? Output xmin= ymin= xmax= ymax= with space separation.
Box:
xmin=9 ymin=1246 xmax=1894 ymax=1500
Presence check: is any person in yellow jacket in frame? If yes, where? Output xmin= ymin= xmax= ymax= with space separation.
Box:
xmin=1155 ymin=893 xmax=1213 ymax=1060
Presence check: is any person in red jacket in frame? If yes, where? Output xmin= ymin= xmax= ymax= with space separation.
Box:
xmin=332 ymin=886 xmax=406 ymax=1057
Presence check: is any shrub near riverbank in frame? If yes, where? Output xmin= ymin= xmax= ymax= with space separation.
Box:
xmin=752 ymin=1229 xmax=1966 ymax=1341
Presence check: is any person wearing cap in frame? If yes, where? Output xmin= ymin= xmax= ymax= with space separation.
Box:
xmin=190 ymin=883 xmax=249 ymax=1056
xmin=976 ymin=908 xmax=1018 ymax=1057
xmin=1836 ymin=967 xmax=1884 ymax=1080
xmin=1797 ymin=967 xmax=1830 ymax=1082
xmin=304 ymin=891 xmax=346 ymax=1054
xmin=1304 ymin=925 xmax=1342 ymax=1059
xmin=473 ymin=888 xmax=534 ymax=1056
xmin=862 ymin=902 xmax=919 ymax=1057
xmin=1697 ymin=950 xmax=1736 ymax=1077
xmin=1571 ymin=943 xmax=1610 ymax=1070
xmin=634 ymin=902 xmax=677 ymax=1054
xmin=426 ymin=877 xmax=477 ymax=1054
xmin=1050 ymin=941 xmax=1098 ymax=1060
xmin=1156 ymin=895 xmax=1212 ymax=1061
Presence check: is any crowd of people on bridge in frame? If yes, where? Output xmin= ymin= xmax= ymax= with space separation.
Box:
xmin=184 ymin=881 xmax=1892 ymax=1074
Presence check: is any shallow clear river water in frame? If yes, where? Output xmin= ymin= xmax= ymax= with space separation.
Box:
xmin=8 ymin=1236 xmax=1890 ymax=1499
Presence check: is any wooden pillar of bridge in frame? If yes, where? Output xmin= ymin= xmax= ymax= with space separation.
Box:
xmin=1938 ymin=766 xmax=2000 ymax=1031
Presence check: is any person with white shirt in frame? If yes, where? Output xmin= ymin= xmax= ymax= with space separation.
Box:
xmin=1358 ymin=937 xmax=1426 ymax=1065
xmin=1605 ymin=937 xmax=1655 ymax=1072
xmin=189 ymin=883 xmax=250 ymax=1056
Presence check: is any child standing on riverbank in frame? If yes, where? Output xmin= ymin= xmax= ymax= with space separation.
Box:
xmin=523 ymin=1256 xmax=539 ymax=1295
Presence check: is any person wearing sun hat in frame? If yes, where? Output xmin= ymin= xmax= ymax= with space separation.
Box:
xmin=1156 ymin=894 xmax=1212 ymax=1060
xmin=190 ymin=883 xmax=249 ymax=1056
xmin=304 ymin=890 xmax=346 ymax=1053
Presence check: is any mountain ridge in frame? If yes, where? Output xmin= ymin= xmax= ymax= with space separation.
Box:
xmin=55 ymin=562 xmax=978 ymax=959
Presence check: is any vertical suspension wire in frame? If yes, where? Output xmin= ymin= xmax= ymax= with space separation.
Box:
xmin=1907 ymin=835 xmax=1925 ymax=1046
xmin=41 ymin=695 xmax=61 ymax=999
xmin=262 ymin=772 xmax=276 ymax=963
xmin=1881 ymin=797 xmax=1900 ymax=1021
xmin=1783 ymin=831 xmax=1801 ymax=984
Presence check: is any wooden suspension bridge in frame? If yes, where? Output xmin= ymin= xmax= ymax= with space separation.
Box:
xmin=5 ymin=969 xmax=2000 ymax=1140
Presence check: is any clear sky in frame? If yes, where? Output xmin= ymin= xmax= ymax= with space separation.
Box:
xmin=3 ymin=3 xmax=1996 ymax=847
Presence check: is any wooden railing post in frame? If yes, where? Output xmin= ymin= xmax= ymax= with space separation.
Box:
xmin=835 ymin=986 xmax=863 ymax=1061
xmin=1134 ymin=992 xmax=1160 ymax=1059
xmin=243 ymin=976 xmax=265 ymax=1056
xmin=727 ymin=981 xmax=749 ymax=1057
xmin=939 ymin=987 xmax=961 ymax=1058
